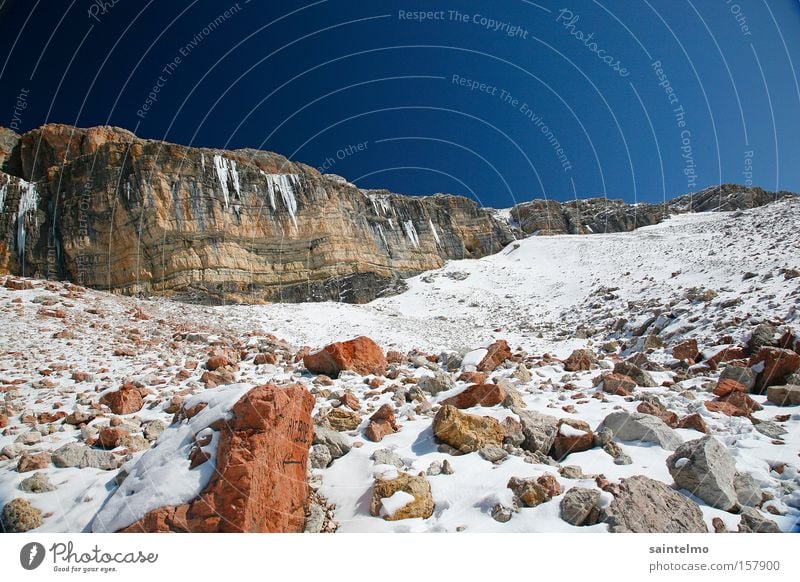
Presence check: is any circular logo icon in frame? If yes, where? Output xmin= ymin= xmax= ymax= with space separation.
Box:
xmin=19 ymin=542 xmax=46 ymax=570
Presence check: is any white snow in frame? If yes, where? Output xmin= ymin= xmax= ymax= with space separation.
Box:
xmin=559 ymin=423 xmax=588 ymax=438
xmin=429 ymin=219 xmax=442 ymax=247
xmin=212 ymin=155 xmax=230 ymax=208
xmin=379 ymin=490 xmax=415 ymax=517
xmin=263 ymin=174 xmax=300 ymax=228
xmin=674 ymin=457 xmax=691 ymax=469
xmin=16 ymin=179 xmax=39 ymax=256
xmin=403 ymin=220 xmax=420 ymax=248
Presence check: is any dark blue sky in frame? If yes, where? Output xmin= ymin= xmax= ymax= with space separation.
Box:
xmin=1 ymin=0 xmax=799 ymax=208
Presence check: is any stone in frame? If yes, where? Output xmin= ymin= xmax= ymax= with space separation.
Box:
xmin=507 ymin=474 xmax=562 ymax=507
xmin=477 ymin=339 xmax=512 ymax=372
xmin=19 ymin=472 xmax=56 ymax=493
xmin=614 ymin=361 xmax=657 ymax=387
xmin=364 ymin=404 xmax=399 ymax=442
xmin=666 ymin=436 xmax=739 ymax=511
xmin=119 ymin=434 xmax=149 ymax=453
xmin=253 ymin=352 xmax=276 ymax=365
xmin=313 ymin=426 xmax=352 ymax=459
xmin=497 ymin=379 xmax=526 ymax=409
xmin=719 ymin=365 xmax=757 ymax=392
xmin=600 ymin=373 xmax=636 ymax=396
xmin=80 ymin=449 xmax=123 ymax=471
xmin=672 ymin=339 xmax=699 ymax=361
xmin=120 ymin=384 xmax=314 ymax=532
xmin=441 ymin=459 xmax=454 ymax=474
xmin=748 ymin=347 xmax=800 ymax=393
xmin=478 ymin=446 xmax=508 ymax=463
xmin=491 ymin=504 xmax=514 ymax=523
xmin=551 ymin=419 xmax=594 ymax=461
xmin=52 ymin=442 xmax=88 ymax=467
xmin=2 ymin=498 xmax=43 ymax=532
xmin=636 ymin=399 xmax=679 ymax=428
xmin=100 ymin=384 xmax=143 ymax=415
xmin=737 ymin=507 xmax=781 ymax=533
xmin=752 ymin=419 xmax=787 ymax=440
xmin=512 ymin=364 xmax=532 ymax=382
xmin=143 ymin=420 xmax=166 ymax=441
xmin=748 ymin=323 xmax=777 ymax=354
xmin=563 ymin=348 xmax=597 ymax=372
xmin=733 ymin=472 xmax=761 ymax=507
xmin=340 ymin=392 xmax=360 ymax=410
xmin=206 ymin=355 xmax=232 ymax=371
xmin=515 ymin=409 xmax=559 ymax=454
xmin=713 ymin=378 xmax=746 ymax=397
xmin=766 ymin=385 xmax=800 ymax=406
xmin=372 ymin=448 xmax=404 ymax=468
xmin=98 ymin=426 xmax=129 ymax=449
xmin=370 ymin=472 xmax=434 ymax=520
xmin=677 ymin=413 xmax=709 ymax=434
xmin=432 ymin=405 xmax=504 ymax=453
xmin=602 ymin=411 xmax=683 ymax=450
xmin=308 ymin=444 xmax=332 ymax=469
xmin=417 ymin=371 xmax=455 ymax=395
xmin=705 ymin=392 xmax=763 ymax=416
xmin=560 ymin=487 xmax=601 ymax=526
xmin=605 ymin=475 xmax=708 ymax=533
xmin=304 ymin=336 xmax=387 ymax=378
xmin=324 ymin=408 xmax=362 ymax=432
xmin=17 ymin=452 xmax=51 ymax=473
xmin=441 ymin=383 xmax=505 ymax=409
xmin=15 ymin=431 xmax=43 ymax=445
xmin=500 ymin=416 xmax=525 ymax=446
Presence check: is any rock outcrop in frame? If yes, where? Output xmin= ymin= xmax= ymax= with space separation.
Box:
xmin=0 ymin=124 xmax=513 ymax=303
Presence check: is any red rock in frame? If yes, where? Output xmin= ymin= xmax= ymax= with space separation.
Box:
xmin=551 ymin=420 xmax=593 ymax=460
xmin=0 ymin=414 xmax=7 ymax=428
xmin=537 ymin=473 xmax=562 ymax=498
xmin=563 ymin=348 xmax=597 ymax=372
xmin=636 ymin=402 xmax=679 ymax=428
xmin=303 ymin=336 xmax=387 ymax=378
xmin=4 ymin=278 xmax=35 ymax=290
xmin=441 ymin=384 xmax=506 ymax=409
xmin=17 ymin=452 xmax=51 ymax=472
xmin=705 ymin=392 xmax=763 ymax=417
xmin=119 ymin=383 xmax=314 ymax=533
xmin=71 ymin=371 xmax=92 ymax=382
xmin=364 ymin=404 xmax=399 ymax=442
xmin=200 ymin=369 xmax=234 ymax=388
xmin=712 ymin=378 xmax=746 ymax=398
xmin=205 ymin=355 xmax=231 ymax=371
xmin=706 ymin=346 xmax=748 ymax=369
xmin=748 ymin=347 xmax=800 ymax=393
xmin=188 ymin=447 xmax=211 ymax=469
xmin=672 ymin=339 xmax=699 ymax=361
xmin=253 ymin=353 xmax=276 ymax=365
xmin=457 ymin=371 xmax=489 ymax=384
xmin=386 ymin=350 xmax=405 ymax=364
xmin=477 ymin=340 xmax=512 ymax=372
xmin=37 ymin=411 xmax=67 ymax=424
xmin=99 ymin=384 xmax=144 ymax=415
xmin=601 ymin=373 xmax=636 ymax=396
xmin=98 ymin=427 xmax=129 ymax=449
xmin=368 ymin=377 xmax=382 ymax=388
xmin=341 ymin=392 xmax=360 ymax=410
xmin=678 ymin=413 xmax=709 ymax=433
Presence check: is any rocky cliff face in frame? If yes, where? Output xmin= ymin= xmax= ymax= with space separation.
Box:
xmin=509 ymin=185 xmax=794 ymax=236
xmin=0 ymin=124 xmax=513 ymax=303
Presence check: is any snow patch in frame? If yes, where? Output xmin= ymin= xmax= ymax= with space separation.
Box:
xmin=379 ymin=490 xmax=415 ymax=517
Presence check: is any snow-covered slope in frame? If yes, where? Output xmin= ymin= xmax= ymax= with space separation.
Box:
xmin=0 ymin=197 xmax=798 ymax=533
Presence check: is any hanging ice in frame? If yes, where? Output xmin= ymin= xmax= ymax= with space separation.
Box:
xmin=388 ymin=218 xmax=395 ymax=230
xmin=228 ymin=159 xmax=241 ymax=200
xmin=429 ymin=219 xmax=441 ymax=247
xmin=16 ymin=179 xmax=39 ymax=257
xmin=262 ymin=173 xmax=300 ymax=228
xmin=0 ymin=177 xmax=7 ymax=214
xmin=367 ymin=193 xmax=392 ymax=216
xmin=213 ymin=155 xmax=230 ymax=208
xmin=201 ymin=153 xmax=206 ymax=171
xmin=403 ymin=220 xmax=420 ymax=248
xmin=375 ymin=224 xmax=389 ymax=249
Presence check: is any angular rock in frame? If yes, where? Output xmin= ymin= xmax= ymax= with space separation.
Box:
xmin=551 ymin=419 xmax=594 ymax=461
xmin=364 ymin=404 xmax=399 ymax=442
xmin=371 ymin=448 xmax=404 ymax=468
xmin=52 ymin=442 xmax=88 ymax=467
xmin=304 ymin=336 xmax=387 ymax=378
xmin=417 ymin=371 xmax=455 ymax=395
xmin=749 ymin=347 xmax=800 ymax=393
xmin=100 ymin=384 xmax=144 ymax=415
xmin=605 ymin=475 xmax=708 ymax=533
xmin=733 ymin=472 xmax=761 ymax=507
xmin=719 ymin=365 xmax=757 ymax=392
xmin=600 ymin=373 xmax=636 ymax=396
xmin=563 ymin=348 xmax=597 ymax=372
xmin=313 ymin=426 xmax=351 ymax=459
xmin=602 ymin=411 xmax=683 ymax=450
xmin=705 ymin=392 xmax=762 ymax=416
xmin=98 ymin=426 xmax=129 ymax=449
xmin=672 ymin=339 xmax=699 ymax=362
xmin=560 ymin=487 xmax=601 ymax=526
xmin=19 ymin=472 xmax=56 ymax=493
xmin=325 ymin=408 xmax=361 ymax=432
xmin=737 ymin=507 xmax=781 ymax=533
xmin=766 ymin=385 xmax=800 ymax=406
xmin=666 ymin=436 xmax=739 ymax=511
xmin=507 ymin=474 xmax=561 ymax=507
xmin=441 ymin=383 xmax=505 ymax=409
xmin=308 ymin=444 xmax=333 ymax=469
xmin=477 ymin=339 xmax=512 ymax=372
xmin=120 ymin=384 xmax=314 ymax=532
xmin=614 ymin=361 xmax=657 ymax=387
xmin=80 ymin=449 xmax=123 ymax=471
xmin=370 ymin=472 xmax=434 ymax=520
xmin=17 ymin=452 xmax=51 ymax=473
xmin=2 ymin=498 xmax=43 ymax=532
xmin=677 ymin=413 xmax=709 ymax=434
xmin=432 ymin=405 xmax=504 ymax=453
xmin=515 ymin=409 xmax=559 ymax=454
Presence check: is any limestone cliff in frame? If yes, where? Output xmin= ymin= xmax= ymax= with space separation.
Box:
xmin=0 ymin=124 xmax=513 ymax=303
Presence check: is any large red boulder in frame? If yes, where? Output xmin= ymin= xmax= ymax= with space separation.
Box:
xmin=749 ymin=347 xmax=800 ymax=393
xmin=672 ymin=339 xmax=699 ymax=362
xmin=477 ymin=340 xmax=512 ymax=372
xmin=441 ymin=383 xmax=506 ymax=409
xmin=100 ymin=384 xmax=144 ymax=415
xmin=119 ymin=383 xmax=314 ymax=533
xmin=303 ymin=336 xmax=387 ymax=378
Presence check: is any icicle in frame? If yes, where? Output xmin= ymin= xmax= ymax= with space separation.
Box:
xmin=376 ymin=224 xmax=389 ymax=249
xmin=228 ymin=159 xmax=241 ymax=200
xmin=388 ymin=218 xmax=395 ymax=230
xmin=0 ymin=176 xmax=7 ymax=214
xmin=213 ymin=155 xmax=230 ymax=208
xmin=403 ymin=220 xmax=420 ymax=248
xmin=262 ymin=173 xmax=299 ymax=228
xmin=201 ymin=153 xmax=206 ymax=171
xmin=429 ymin=219 xmax=441 ymax=247
xmin=16 ymin=179 xmax=39 ymax=257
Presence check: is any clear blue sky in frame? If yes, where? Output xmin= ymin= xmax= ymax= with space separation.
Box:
xmin=1 ymin=0 xmax=799 ymax=208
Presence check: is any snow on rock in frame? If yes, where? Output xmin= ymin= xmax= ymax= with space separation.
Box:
xmin=380 ymin=490 xmax=415 ymax=517
xmin=91 ymin=383 xmax=253 ymax=532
